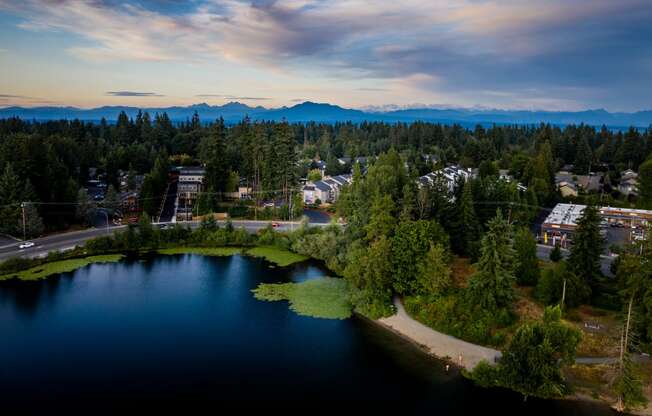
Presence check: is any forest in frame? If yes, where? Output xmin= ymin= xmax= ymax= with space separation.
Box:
xmin=0 ymin=111 xmax=651 ymax=237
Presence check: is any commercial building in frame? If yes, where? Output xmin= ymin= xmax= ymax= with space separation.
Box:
xmin=541 ymin=203 xmax=652 ymax=246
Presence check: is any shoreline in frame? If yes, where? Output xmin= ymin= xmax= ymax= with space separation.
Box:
xmin=369 ymin=297 xmax=652 ymax=415
xmin=376 ymin=297 xmax=501 ymax=370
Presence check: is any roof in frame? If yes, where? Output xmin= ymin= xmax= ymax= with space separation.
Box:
xmin=303 ymin=185 xmax=315 ymax=191
xmin=313 ymin=181 xmax=332 ymax=192
xmin=180 ymin=167 xmax=205 ymax=175
xmin=544 ymin=203 xmax=652 ymax=227
xmin=543 ymin=203 xmax=586 ymax=227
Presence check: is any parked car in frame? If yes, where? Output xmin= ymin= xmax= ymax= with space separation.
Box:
xmin=19 ymin=241 xmax=35 ymax=249
xmin=271 ymin=222 xmax=280 ymax=228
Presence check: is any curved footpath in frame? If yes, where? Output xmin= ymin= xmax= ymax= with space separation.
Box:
xmin=378 ymin=298 xmax=502 ymax=370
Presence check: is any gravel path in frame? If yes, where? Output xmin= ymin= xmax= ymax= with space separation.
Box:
xmin=378 ymin=298 xmax=502 ymax=370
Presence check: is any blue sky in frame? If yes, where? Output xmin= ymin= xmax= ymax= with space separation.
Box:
xmin=0 ymin=0 xmax=650 ymax=111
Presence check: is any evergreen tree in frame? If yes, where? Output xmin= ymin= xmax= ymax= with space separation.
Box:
xmin=613 ymin=237 xmax=652 ymax=411
xmin=76 ymin=188 xmax=95 ymax=225
xmin=399 ymin=182 xmax=416 ymax=221
xmin=203 ymin=118 xmax=228 ymax=195
xmin=550 ymin=244 xmax=562 ymax=262
xmin=573 ymin=135 xmax=593 ymax=175
xmin=514 ymin=226 xmax=540 ymax=286
xmin=568 ymin=204 xmax=604 ymax=292
xmin=637 ymin=158 xmax=652 ymax=209
xmin=452 ymin=182 xmax=481 ymax=258
xmin=468 ymin=210 xmax=517 ymax=311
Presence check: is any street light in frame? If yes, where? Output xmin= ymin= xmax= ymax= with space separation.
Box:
xmin=20 ymin=202 xmax=27 ymax=241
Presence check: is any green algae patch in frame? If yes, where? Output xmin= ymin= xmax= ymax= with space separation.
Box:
xmin=245 ymin=246 xmax=308 ymax=267
xmin=252 ymin=277 xmax=352 ymax=319
xmin=157 ymin=247 xmax=243 ymax=257
xmin=0 ymin=254 xmax=125 ymax=281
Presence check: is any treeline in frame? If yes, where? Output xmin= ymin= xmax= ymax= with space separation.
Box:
xmin=1 ymin=113 xmax=652 ymax=234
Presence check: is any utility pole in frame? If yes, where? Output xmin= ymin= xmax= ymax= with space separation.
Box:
xmin=21 ymin=202 xmax=27 ymax=241
xmin=289 ymin=189 xmax=294 ymax=232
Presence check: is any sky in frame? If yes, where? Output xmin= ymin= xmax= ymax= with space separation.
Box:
xmin=0 ymin=0 xmax=650 ymax=112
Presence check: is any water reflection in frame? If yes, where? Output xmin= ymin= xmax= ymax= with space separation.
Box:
xmin=0 ymin=254 xmax=615 ymax=414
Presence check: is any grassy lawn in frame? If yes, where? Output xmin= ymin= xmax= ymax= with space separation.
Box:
xmin=157 ymin=247 xmax=243 ymax=257
xmin=245 ymin=246 xmax=308 ymax=267
xmin=0 ymin=254 xmax=125 ymax=281
xmin=252 ymin=277 xmax=352 ymax=319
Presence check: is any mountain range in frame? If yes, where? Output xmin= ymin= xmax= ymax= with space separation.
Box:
xmin=1 ymin=101 xmax=651 ymax=128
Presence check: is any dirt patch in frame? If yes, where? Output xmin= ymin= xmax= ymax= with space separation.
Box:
xmin=451 ymin=257 xmax=475 ymax=288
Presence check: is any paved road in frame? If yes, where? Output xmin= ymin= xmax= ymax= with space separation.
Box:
xmin=0 ymin=220 xmax=323 ymax=262
xmin=536 ymin=244 xmax=615 ymax=277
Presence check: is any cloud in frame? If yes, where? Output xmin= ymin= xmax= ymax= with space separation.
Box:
xmin=106 ymin=91 xmax=164 ymax=97
xmin=0 ymin=94 xmax=33 ymax=99
xmin=195 ymin=94 xmax=270 ymax=100
xmin=357 ymin=87 xmax=389 ymax=92
xmin=1 ymin=0 xmax=651 ymax=110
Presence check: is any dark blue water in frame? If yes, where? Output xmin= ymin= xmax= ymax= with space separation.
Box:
xmin=0 ymin=255 xmax=614 ymax=414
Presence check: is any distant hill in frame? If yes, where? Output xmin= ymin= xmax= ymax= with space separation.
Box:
xmin=1 ymin=101 xmax=651 ymax=128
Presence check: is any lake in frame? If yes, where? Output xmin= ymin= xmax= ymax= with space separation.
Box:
xmin=0 ymin=254 xmax=614 ymax=414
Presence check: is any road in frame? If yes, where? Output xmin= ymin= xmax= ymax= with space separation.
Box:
xmin=536 ymin=244 xmax=615 ymax=277
xmin=0 ymin=220 xmax=321 ymax=262
xmin=0 ymin=219 xmax=616 ymax=277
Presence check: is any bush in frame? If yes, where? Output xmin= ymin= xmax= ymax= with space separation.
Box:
xmin=534 ymin=261 xmax=590 ymax=308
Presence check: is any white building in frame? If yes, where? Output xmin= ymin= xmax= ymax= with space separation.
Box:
xmin=419 ymin=165 xmax=475 ymax=194
xmin=177 ymin=167 xmax=205 ymax=203
xmin=302 ymin=174 xmax=352 ymax=204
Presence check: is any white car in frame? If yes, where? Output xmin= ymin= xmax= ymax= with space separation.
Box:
xmin=19 ymin=241 xmax=35 ymax=249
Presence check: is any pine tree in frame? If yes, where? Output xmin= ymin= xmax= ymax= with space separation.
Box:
xmin=514 ymin=226 xmax=540 ymax=286
xmin=550 ymin=244 xmax=562 ymax=262
xmin=399 ymin=182 xmax=416 ymax=221
xmin=204 ymin=118 xmax=228 ymax=196
xmin=574 ymin=135 xmax=593 ymax=175
xmin=76 ymin=188 xmax=95 ymax=225
xmin=568 ymin=204 xmax=604 ymax=291
xmin=637 ymin=158 xmax=652 ymax=209
xmin=453 ymin=182 xmax=481 ymax=258
xmin=468 ymin=209 xmax=517 ymax=311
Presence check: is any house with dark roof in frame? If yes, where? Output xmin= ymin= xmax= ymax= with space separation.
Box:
xmin=302 ymin=174 xmax=353 ymax=204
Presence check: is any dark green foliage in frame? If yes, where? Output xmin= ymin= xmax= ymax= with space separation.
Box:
xmin=415 ymin=243 xmax=451 ymax=295
xmin=468 ymin=210 xmax=517 ymax=311
xmin=343 ymin=237 xmax=395 ymax=318
xmin=470 ymin=306 xmax=581 ymax=400
xmin=549 ymin=244 xmax=562 ymax=262
xmin=638 ymin=158 xmax=652 ymax=209
xmin=514 ymin=226 xmax=540 ymax=286
xmin=534 ymin=261 xmax=590 ymax=308
xmin=613 ymin=351 xmax=648 ymax=412
xmin=404 ymin=293 xmax=512 ymax=346
xmin=452 ymin=182 xmax=480 ymax=258
xmin=568 ymin=204 xmax=604 ymax=292
xmin=391 ymin=219 xmax=449 ymax=294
